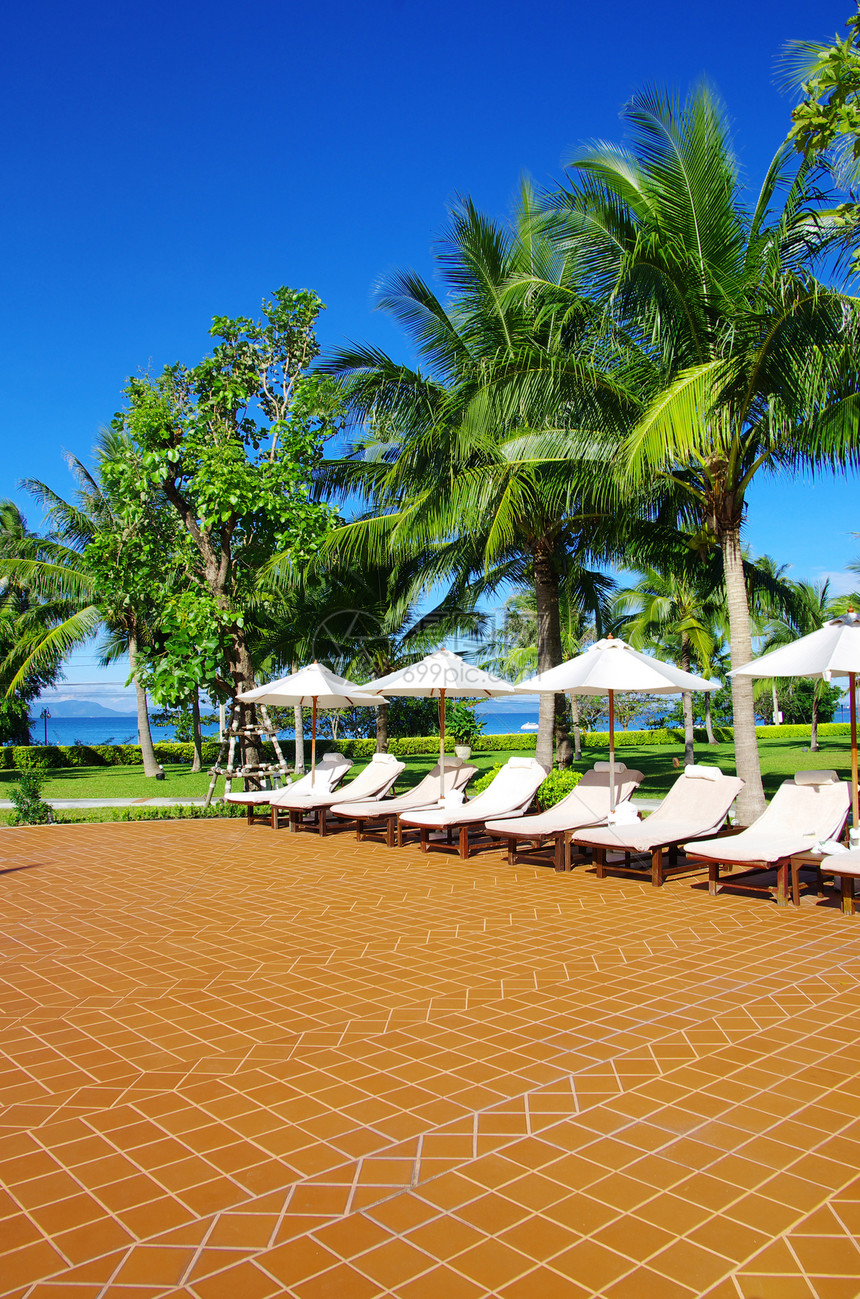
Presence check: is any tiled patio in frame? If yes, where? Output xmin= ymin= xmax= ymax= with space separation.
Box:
xmin=1 ymin=820 xmax=860 ymax=1298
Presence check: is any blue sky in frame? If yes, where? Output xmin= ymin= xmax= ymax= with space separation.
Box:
xmin=2 ymin=0 xmax=854 ymax=700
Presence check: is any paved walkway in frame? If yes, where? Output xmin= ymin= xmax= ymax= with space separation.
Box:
xmin=0 ymin=819 xmax=858 ymax=1296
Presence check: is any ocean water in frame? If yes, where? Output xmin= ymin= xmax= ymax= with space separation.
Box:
xmin=29 ymin=699 xmax=543 ymax=748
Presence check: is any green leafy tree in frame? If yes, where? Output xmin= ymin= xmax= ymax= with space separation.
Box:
xmin=612 ymin=559 xmax=725 ymax=764
xmin=557 ymin=85 xmax=860 ymax=821
xmin=756 ymin=579 xmax=840 ymax=750
xmin=320 ymin=190 xmax=645 ymax=770
xmin=116 ymin=288 xmax=341 ymax=774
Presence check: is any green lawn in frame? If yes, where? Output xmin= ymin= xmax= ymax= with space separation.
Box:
xmin=1 ymin=735 xmax=851 ymax=805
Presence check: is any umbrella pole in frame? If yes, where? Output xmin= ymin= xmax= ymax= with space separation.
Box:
xmin=311 ymin=697 xmax=317 ymax=784
xmin=609 ymin=689 xmax=616 ymax=814
xmin=851 ymin=673 xmax=859 ymax=832
xmin=439 ymin=690 xmax=446 ymax=798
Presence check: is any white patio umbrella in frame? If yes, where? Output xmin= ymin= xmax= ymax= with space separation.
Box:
xmin=363 ymin=648 xmax=516 ymax=793
xmin=238 ymin=662 xmax=379 ymax=781
xmin=731 ymin=610 xmax=860 ymax=828
xmin=516 ymin=636 xmax=719 ymax=811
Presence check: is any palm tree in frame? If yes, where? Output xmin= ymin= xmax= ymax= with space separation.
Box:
xmin=481 ymin=569 xmax=614 ymax=759
xmin=612 ymin=561 xmax=724 ymax=765
xmin=319 ymin=189 xmax=650 ymax=769
xmin=1 ymin=434 xmax=179 ymax=777
xmin=555 ymin=84 xmax=860 ymax=821
xmin=758 ymin=578 xmax=839 ymax=750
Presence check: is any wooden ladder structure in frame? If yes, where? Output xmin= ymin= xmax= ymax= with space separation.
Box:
xmin=204 ymin=702 xmax=292 ymax=807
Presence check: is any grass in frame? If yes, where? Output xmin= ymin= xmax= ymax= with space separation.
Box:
xmin=1 ymin=734 xmax=852 ymax=811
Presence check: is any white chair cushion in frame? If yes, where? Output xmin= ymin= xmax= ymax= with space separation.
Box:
xmin=594 ymin=761 xmax=626 ymax=772
xmin=794 ymin=769 xmax=838 ymax=786
xmin=684 ymin=765 xmax=722 ymax=781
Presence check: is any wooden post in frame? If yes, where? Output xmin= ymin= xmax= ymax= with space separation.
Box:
xmin=608 ymin=689 xmax=616 ymax=813
xmin=851 ymin=672 xmax=859 ymax=831
xmin=438 ymin=689 xmax=447 ymax=798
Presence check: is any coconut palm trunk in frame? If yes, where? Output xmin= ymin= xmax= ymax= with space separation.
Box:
xmin=722 ymin=525 xmax=766 ymax=823
xmin=679 ymin=634 xmax=695 ymax=766
xmin=704 ymin=691 xmax=717 ymax=745
xmin=571 ymin=695 xmax=582 ymax=761
xmin=129 ymin=633 xmax=161 ymax=778
xmin=534 ymin=545 xmax=570 ymax=769
xmin=376 ymin=700 xmax=390 ymax=753
xmin=811 ymin=685 xmax=820 ymax=752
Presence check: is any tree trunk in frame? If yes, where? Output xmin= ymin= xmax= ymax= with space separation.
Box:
xmin=571 ymin=696 xmax=582 ymax=762
xmin=722 ymin=523 xmax=766 ymax=823
xmin=190 ymin=691 xmax=203 ymax=773
xmin=129 ymin=633 xmax=161 ymax=778
xmin=679 ymin=635 xmax=694 ymax=766
xmin=811 ymin=685 xmax=820 ymax=752
xmin=533 ymin=544 xmax=569 ymax=770
xmin=376 ymin=701 xmax=390 ymax=753
xmin=771 ymin=681 xmax=779 ymax=726
xmin=293 ymin=706 xmax=305 ymax=772
xmin=231 ymin=638 xmax=261 ymax=785
xmin=704 ymin=691 xmax=717 ymax=745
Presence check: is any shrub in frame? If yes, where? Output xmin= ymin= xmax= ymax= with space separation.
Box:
xmin=12 ymin=746 xmax=61 ymax=771
xmin=470 ymin=764 xmax=503 ymax=796
xmin=57 ymin=744 xmax=102 ymax=767
xmin=536 ymin=768 xmax=583 ymax=810
xmin=9 ymin=771 xmax=52 ymax=825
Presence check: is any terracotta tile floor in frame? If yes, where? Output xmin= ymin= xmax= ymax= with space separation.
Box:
xmin=1 ymin=820 xmax=860 ymax=1297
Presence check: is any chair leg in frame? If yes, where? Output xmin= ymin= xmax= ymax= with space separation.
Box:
xmin=554 ymin=834 xmax=564 ymax=873
xmin=397 ymin=818 xmax=404 ymax=847
xmin=420 ymin=828 xmax=429 ymax=853
xmin=459 ymin=825 xmax=470 ymax=859
xmin=355 ymin=819 xmax=363 ymax=842
xmin=842 ymin=876 xmax=856 ymax=916
xmin=594 ymin=847 xmax=606 ymax=879
xmin=508 ymin=839 xmax=516 ymax=867
xmin=271 ymin=807 xmax=279 ymax=830
xmin=319 ymin=809 xmax=327 ymax=837
xmin=776 ymin=861 xmax=788 ymax=907
xmin=709 ymin=863 xmax=719 ymax=896
xmin=289 ymin=811 xmax=299 ymax=834
xmin=386 ymin=816 xmax=395 ymax=848
xmin=652 ymin=847 xmax=664 ymax=887
xmin=446 ymin=825 xmax=453 ymax=845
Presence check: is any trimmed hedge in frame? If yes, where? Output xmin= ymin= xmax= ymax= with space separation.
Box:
xmin=2 ymin=720 xmax=851 ymax=773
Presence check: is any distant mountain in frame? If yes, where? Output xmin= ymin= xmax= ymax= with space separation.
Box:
xmin=30 ymin=700 xmax=135 ymax=719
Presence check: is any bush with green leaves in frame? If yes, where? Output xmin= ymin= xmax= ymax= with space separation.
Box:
xmin=535 ymin=768 xmax=583 ymax=810
xmin=447 ymin=701 xmax=486 ymax=746
xmin=9 ymin=771 xmax=52 ymax=825
xmin=469 ymin=763 xmax=583 ymax=810
xmin=12 ymin=746 xmax=61 ymax=771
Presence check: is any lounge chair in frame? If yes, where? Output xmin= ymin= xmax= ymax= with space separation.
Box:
xmin=330 ymin=758 xmax=478 ymax=847
xmin=225 ymin=752 xmax=353 ymax=823
xmin=814 ymin=845 xmax=860 ymax=916
xmin=572 ymin=765 xmax=744 ymax=887
xmin=400 ymin=757 xmax=547 ymax=860
xmin=684 ymin=770 xmax=850 ymax=907
xmin=485 ymin=763 xmax=645 ymax=870
xmin=272 ymin=752 xmax=404 ymax=834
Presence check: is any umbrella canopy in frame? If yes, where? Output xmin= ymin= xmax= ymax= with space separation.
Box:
xmin=731 ymin=611 xmax=860 ymax=826
xmin=364 ymin=649 xmax=515 ymax=791
xmin=238 ymin=662 xmax=379 ymax=779
xmin=516 ymin=636 xmax=718 ymax=810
